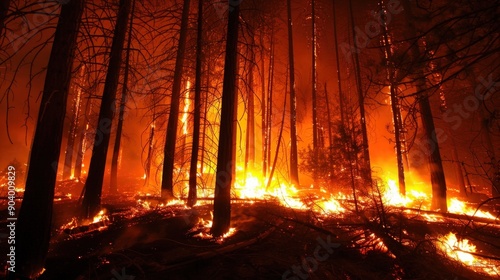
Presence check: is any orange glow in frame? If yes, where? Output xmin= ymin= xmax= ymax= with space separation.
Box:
xmin=437 ymin=232 xmax=499 ymax=275
xmin=92 ymin=209 xmax=108 ymax=224
xmin=59 ymin=209 xmax=109 ymax=232
xmin=182 ymin=80 xmax=191 ymax=135
xmin=314 ymin=196 xmax=345 ymax=215
xmin=448 ymin=198 xmax=496 ymax=219
xmin=190 ymin=213 xmax=236 ymax=243
xmin=438 ymin=232 xmax=476 ymax=265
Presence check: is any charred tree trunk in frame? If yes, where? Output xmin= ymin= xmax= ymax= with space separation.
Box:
xmin=287 ymin=0 xmax=300 ymax=187
xmin=260 ymin=32 xmax=268 ymax=179
xmin=245 ymin=34 xmax=256 ymax=172
xmin=0 ymin=0 xmax=9 ymax=36
xmin=200 ymin=62 xmax=210 ymax=174
xmin=381 ymin=0 xmax=406 ymax=195
xmin=401 ymin=0 xmax=447 ymax=211
xmin=161 ymin=0 xmax=191 ymax=199
xmin=188 ymin=0 xmax=204 ymax=208
xmin=145 ymin=122 xmax=155 ymax=187
xmin=74 ymin=90 xmax=91 ymax=180
xmin=82 ymin=0 xmax=132 ymax=218
xmin=349 ymin=0 xmax=372 ymax=185
xmin=266 ymin=29 xmax=275 ymax=178
xmin=12 ymin=1 xmax=84 ymax=278
xmin=332 ymin=0 xmax=344 ymax=125
xmin=211 ymin=1 xmax=240 ymax=237
xmin=324 ymin=84 xmax=333 ymax=151
xmin=311 ymin=0 xmax=318 ymax=154
xmin=62 ymin=81 xmax=83 ymax=180
xmin=110 ymin=0 xmax=136 ymax=194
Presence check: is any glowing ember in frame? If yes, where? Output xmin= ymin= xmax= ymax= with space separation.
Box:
xmin=137 ymin=199 xmax=151 ymax=210
xmin=383 ymin=179 xmax=409 ymax=206
xmin=190 ymin=215 xmax=236 ymax=243
xmin=92 ymin=210 xmax=108 ymax=224
xmin=60 ymin=217 xmax=78 ymax=231
xmin=421 ymin=213 xmax=444 ymax=222
xmin=59 ymin=209 xmax=109 ymax=233
xmin=438 ymin=232 xmax=476 ymax=265
xmin=315 ymin=196 xmax=345 ymax=215
xmin=448 ymin=198 xmax=496 ymax=220
xmin=166 ymin=199 xmax=186 ymax=206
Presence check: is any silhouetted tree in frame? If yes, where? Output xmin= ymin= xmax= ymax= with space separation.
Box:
xmin=11 ymin=0 xmax=84 ymax=277
xmin=82 ymin=0 xmax=132 ymax=218
xmin=287 ymin=0 xmax=300 ymax=187
xmin=211 ymin=0 xmax=240 ymax=237
xmin=161 ymin=0 xmax=191 ymax=200
xmin=110 ymin=0 xmax=136 ymax=194
xmin=188 ymin=0 xmax=204 ymax=207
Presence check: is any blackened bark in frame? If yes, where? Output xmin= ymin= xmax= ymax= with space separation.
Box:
xmin=82 ymin=0 xmax=132 ymax=218
xmin=349 ymin=0 xmax=372 ymax=185
xmin=188 ymin=0 xmax=204 ymax=208
xmin=381 ymin=1 xmax=406 ymax=195
xmin=332 ymin=0 xmax=344 ymax=125
xmin=62 ymin=85 xmax=82 ymax=180
xmin=401 ymin=0 xmax=447 ymax=212
xmin=161 ymin=0 xmax=191 ymax=199
xmin=311 ymin=0 xmax=318 ymax=152
xmin=265 ymin=29 xmax=274 ymax=178
xmin=211 ymin=2 xmax=240 ymax=237
xmin=287 ymin=0 xmax=300 ymax=187
xmin=74 ymin=93 xmax=91 ymax=180
xmin=0 ymin=0 xmax=9 ymax=36
xmin=260 ymin=32 xmax=268 ymax=179
xmin=245 ymin=35 xmax=256 ymax=172
xmin=110 ymin=0 xmax=136 ymax=194
xmin=11 ymin=1 xmax=84 ymax=278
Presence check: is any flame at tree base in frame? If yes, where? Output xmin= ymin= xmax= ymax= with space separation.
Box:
xmin=437 ymin=232 xmax=499 ymax=276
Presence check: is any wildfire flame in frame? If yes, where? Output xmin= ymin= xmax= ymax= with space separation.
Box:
xmin=448 ymin=198 xmax=496 ymax=219
xmin=190 ymin=213 xmax=236 ymax=243
xmin=92 ymin=210 xmax=108 ymax=224
xmin=438 ymin=232 xmax=476 ymax=265
xmin=182 ymin=80 xmax=191 ymax=135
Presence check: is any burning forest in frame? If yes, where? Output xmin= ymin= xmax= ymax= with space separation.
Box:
xmin=0 ymin=0 xmax=499 ymax=279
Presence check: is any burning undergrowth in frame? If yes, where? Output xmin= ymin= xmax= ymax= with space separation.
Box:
xmin=18 ymin=175 xmax=498 ymax=279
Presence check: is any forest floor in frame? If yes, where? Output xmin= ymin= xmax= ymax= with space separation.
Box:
xmin=1 ymin=191 xmax=500 ymax=279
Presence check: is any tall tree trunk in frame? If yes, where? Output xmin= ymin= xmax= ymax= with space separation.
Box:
xmin=311 ymin=0 xmax=318 ymax=153
xmin=82 ymin=0 xmax=132 ymax=218
xmin=266 ymin=30 xmax=274 ymax=178
xmin=381 ymin=0 xmax=405 ymax=195
xmin=145 ymin=122 xmax=155 ymax=188
xmin=200 ymin=62 xmax=210 ymax=174
xmin=62 ymin=80 xmax=83 ymax=180
xmin=74 ymin=91 xmax=92 ymax=180
xmin=448 ymin=129 xmax=467 ymax=196
xmin=12 ymin=1 xmax=84 ymax=278
xmin=324 ymin=83 xmax=333 ymax=150
xmin=110 ymin=0 xmax=136 ymax=194
xmin=260 ymin=32 xmax=268 ymax=179
xmin=211 ymin=1 xmax=240 ymax=237
xmin=401 ymin=0 xmax=447 ymax=211
xmin=287 ymin=0 xmax=300 ymax=187
xmin=332 ymin=0 xmax=344 ymax=125
xmin=245 ymin=34 xmax=256 ymax=172
xmin=188 ymin=0 xmax=204 ymax=207
xmin=0 ymin=0 xmax=9 ymax=36
xmin=161 ymin=0 xmax=191 ymax=199
xmin=348 ymin=0 xmax=372 ymax=185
